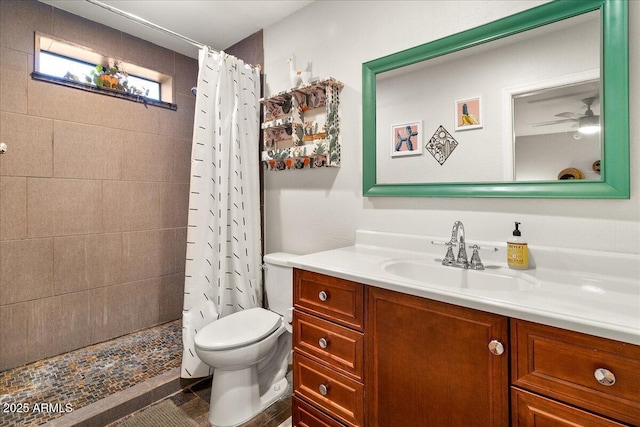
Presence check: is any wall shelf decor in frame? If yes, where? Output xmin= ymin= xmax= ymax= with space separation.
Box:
xmin=261 ymin=77 xmax=343 ymax=171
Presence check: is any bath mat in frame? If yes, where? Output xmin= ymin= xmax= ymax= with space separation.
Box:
xmin=118 ymin=400 xmax=199 ymax=427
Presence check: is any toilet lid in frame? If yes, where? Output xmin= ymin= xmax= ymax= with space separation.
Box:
xmin=194 ymin=308 xmax=282 ymax=351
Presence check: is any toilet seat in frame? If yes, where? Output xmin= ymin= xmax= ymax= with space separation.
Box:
xmin=195 ymin=308 xmax=282 ymax=351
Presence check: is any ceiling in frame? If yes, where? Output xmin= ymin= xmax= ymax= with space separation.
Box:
xmin=37 ymin=0 xmax=313 ymax=58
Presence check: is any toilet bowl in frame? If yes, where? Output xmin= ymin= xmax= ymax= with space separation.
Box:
xmin=193 ymin=253 xmax=295 ymax=427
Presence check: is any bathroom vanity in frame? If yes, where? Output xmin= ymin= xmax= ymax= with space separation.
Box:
xmin=289 ymin=230 xmax=640 ymax=426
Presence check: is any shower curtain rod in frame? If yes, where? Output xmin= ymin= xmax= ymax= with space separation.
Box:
xmin=85 ymin=0 xmax=210 ymax=52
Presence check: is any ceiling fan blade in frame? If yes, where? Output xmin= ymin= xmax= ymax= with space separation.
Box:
xmin=529 ymin=118 xmax=575 ymax=127
xmin=555 ymin=112 xmax=582 ymax=120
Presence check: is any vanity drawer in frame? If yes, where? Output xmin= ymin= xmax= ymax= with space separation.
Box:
xmin=294 ymin=269 xmax=364 ymax=331
xmin=293 ymin=310 xmax=364 ymax=381
xmin=511 ymin=319 xmax=640 ymax=425
xmin=294 ymin=353 xmax=364 ymax=427
xmin=512 ymin=388 xmax=629 ymax=427
xmin=293 ymin=396 xmax=347 ymax=427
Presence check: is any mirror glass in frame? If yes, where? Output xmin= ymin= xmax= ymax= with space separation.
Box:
xmin=362 ymin=0 xmax=629 ymax=198
xmin=375 ymin=11 xmax=600 ymax=185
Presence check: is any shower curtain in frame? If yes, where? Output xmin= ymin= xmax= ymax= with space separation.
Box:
xmin=181 ymin=48 xmax=262 ymax=378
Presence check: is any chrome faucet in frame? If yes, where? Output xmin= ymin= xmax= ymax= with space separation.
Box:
xmin=441 ymin=221 xmax=485 ymax=270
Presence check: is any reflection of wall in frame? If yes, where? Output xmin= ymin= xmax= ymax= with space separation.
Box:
xmin=515 ymin=133 xmax=601 ymax=181
xmin=263 ymin=0 xmax=639 ymax=259
xmin=376 ymin=16 xmax=599 ymax=184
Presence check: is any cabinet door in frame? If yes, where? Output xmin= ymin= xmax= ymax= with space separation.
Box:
xmin=366 ymin=287 xmax=509 ymax=427
xmin=512 ymin=388 xmax=629 ymax=427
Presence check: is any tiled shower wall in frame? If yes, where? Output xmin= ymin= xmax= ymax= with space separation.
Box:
xmin=0 ymin=0 xmax=197 ymax=371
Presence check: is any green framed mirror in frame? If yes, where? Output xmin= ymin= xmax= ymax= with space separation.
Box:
xmin=362 ymin=0 xmax=629 ymax=198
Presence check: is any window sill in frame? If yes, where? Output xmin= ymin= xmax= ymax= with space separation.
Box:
xmin=31 ymin=72 xmax=178 ymax=111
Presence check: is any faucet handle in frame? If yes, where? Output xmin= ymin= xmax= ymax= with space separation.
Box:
xmin=468 ymin=245 xmax=485 ymax=270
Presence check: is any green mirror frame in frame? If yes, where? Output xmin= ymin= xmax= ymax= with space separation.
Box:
xmin=362 ymin=0 xmax=629 ymax=198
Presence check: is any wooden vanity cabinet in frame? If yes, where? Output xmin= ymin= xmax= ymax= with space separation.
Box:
xmin=511 ymin=319 xmax=640 ymax=426
xmin=366 ymin=286 xmax=510 ymax=426
xmin=293 ymin=269 xmax=365 ymax=427
xmin=292 ymin=269 xmax=639 ymax=426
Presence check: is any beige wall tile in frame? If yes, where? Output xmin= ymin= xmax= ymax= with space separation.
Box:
xmin=0 ymin=0 xmax=201 ymax=370
xmin=88 ymin=287 xmax=107 ymax=342
xmin=0 ymin=176 xmax=27 ymax=240
xmin=86 ymin=233 xmax=123 ymax=289
xmin=173 ymin=137 xmax=192 ymax=183
xmin=122 ymin=229 xmax=177 ymax=283
xmin=163 ymin=183 xmax=190 ymax=229
xmin=121 ymin=133 xmax=173 ymax=182
xmin=175 ymin=54 xmax=198 ymax=98
xmin=118 ymin=181 xmax=165 ymax=231
xmin=0 ymin=47 xmax=29 ymax=113
xmin=174 ymin=227 xmax=188 ymax=274
xmin=0 ymin=0 xmax=53 ymax=54
xmin=0 ymin=303 xmax=28 ymax=370
xmin=102 ymin=181 xmax=124 ymax=233
xmin=113 ymin=96 xmax=160 ymax=134
xmin=101 ymin=279 xmax=158 ymax=340
xmin=53 ymin=233 xmax=124 ymax=296
xmin=0 ymin=238 xmax=53 ymax=305
xmin=0 ymin=112 xmax=53 ymax=177
xmin=28 ymin=178 xmax=103 ymax=237
xmin=52 ymin=8 xmax=122 ymax=59
xmin=27 ymin=78 xmax=98 ymax=124
xmin=53 ymin=121 xmax=122 ymax=180
xmin=122 ymin=34 xmax=175 ymax=77
xmin=158 ymin=273 xmax=184 ymax=324
xmin=158 ymin=93 xmax=195 ymax=140
xmin=26 ymin=292 xmax=90 ymax=362
xmin=53 ymin=236 xmax=86 ymax=295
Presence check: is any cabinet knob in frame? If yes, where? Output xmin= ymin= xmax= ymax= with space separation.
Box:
xmin=594 ymin=368 xmax=616 ymax=386
xmin=488 ymin=340 xmax=504 ymax=356
xmin=318 ymin=290 xmax=328 ymax=302
xmin=0 ymin=142 xmax=7 ymax=154
xmin=319 ymin=384 xmax=329 ymax=396
xmin=318 ymin=338 xmax=328 ymax=349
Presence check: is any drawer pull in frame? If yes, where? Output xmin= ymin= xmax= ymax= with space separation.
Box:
xmin=488 ymin=340 xmax=504 ymax=356
xmin=318 ymin=290 xmax=328 ymax=302
xmin=594 ymin=368 xmax=616 ymax=386
xmin=318 ymin=338 xmax=328 ymax=349
xmin=319 ymin=384 xmax=329 ymax=396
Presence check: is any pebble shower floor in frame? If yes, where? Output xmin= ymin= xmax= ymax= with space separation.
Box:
xmin=0 ymin=320 xmax=182 ymax=427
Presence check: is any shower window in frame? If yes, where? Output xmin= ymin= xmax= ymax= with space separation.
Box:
xmin=33 ymin=33 xmax=176 ymax=110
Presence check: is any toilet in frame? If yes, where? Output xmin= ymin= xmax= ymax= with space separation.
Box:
xmin=194 ymin=253 xmax=295 ymax=427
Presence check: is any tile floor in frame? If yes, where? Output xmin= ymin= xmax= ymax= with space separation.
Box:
xmin=109 ymin=372 xmax=293 ymax=427
xmin=0 ymin=321 xmax=182 ymax=427
xmin=0 ymin=319 xmax=291 ymax=427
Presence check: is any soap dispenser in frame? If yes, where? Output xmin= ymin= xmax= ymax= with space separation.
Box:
xmin=507 ymin=222 xmax=528 ymax=270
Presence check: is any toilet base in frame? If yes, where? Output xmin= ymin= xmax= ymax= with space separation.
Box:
xmin=207 ymin=368 xmax=288 ymax=427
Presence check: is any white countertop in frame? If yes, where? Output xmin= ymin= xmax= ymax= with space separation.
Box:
xmin=289 ymin=230 xmax=640 ymax=345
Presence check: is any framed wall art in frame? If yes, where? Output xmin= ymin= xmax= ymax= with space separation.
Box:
xmin=391 ymin=121 xmax=422 ymax=157
xmin=454 ymin=97 xmax=482 ymax=131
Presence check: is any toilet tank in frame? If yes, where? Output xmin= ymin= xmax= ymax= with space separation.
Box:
xmin=263 ymin=252 xmax=296 ymax=316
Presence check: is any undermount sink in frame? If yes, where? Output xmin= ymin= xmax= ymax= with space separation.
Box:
xmin=382 ymin=259 xmax=541 ymax=292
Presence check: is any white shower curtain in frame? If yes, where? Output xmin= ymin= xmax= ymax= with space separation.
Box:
xmin=181 ymin=48 xmax=262 ymax=378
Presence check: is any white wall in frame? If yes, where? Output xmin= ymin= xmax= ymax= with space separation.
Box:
xmin=263 ymin=1 xmax=640 ymax=256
